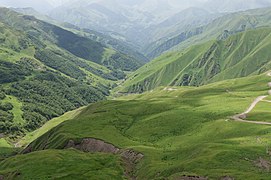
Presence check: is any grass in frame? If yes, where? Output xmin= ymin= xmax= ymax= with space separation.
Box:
xmin=117 ymin=28 xmax=271 ymax=93
xmin=0 ymin=139 xmax=11 ymax=148
xmin=17 ymin=106 xmax=86 ymax=147
xmin=2 ymin=95 xmax=24 ymax=125
xmin=102 ymin=48 xmax=116 ymax=63
xmin=147 ymin=7 xmax=271 ymax=58
xmin=0 ymin=139 xmax=19 ymax=162
xmin=18 ymin=73 xmax=271 ymax=179
xmin=0 ymin=149 xmax=125 ymax=180
xmin=247 ymin=101 xmax=271 ymax=122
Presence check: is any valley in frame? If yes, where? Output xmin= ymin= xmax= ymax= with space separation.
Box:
xmin=1 ymin=0 xmax=271 ymax=179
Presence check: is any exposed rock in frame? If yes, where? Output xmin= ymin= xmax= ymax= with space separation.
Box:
xmin=220 ymin=176 xmax=234 ymax=180
xmin=65 ymin=139 xmax=120 ymax=154
xmin=120 ymin=149 xmax=144 ymax=179
xmin=0 ymin=175 xmax=4 ymax=180
xmin=254 ymin=157 xmax=271 ymax=171
xmin=65 ymin=138 xmax=144 ymax=179
xmin=238 ymin=114 xmax=247 ymax=119
xmin=22 ymin=145 xmax=33 ymax=154
xmin=120 ymin=149 xmax=144 ymax=164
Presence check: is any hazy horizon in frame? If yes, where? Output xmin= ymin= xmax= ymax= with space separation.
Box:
xmin=1 ymin=0 xmax=271 ymax=15
xmin=0 ymin=0 xmax=251 ymax=14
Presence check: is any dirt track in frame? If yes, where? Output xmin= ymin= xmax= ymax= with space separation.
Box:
xmin=231 ymin=72 xmax=271 ymax=125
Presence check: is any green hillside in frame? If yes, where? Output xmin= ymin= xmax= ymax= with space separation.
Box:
xmin=13 ymin=7 xmax=149 ymax=64
xmin=117 ymin=28 xmax=271 ymax=93
xmin=0 ymin=8 xmax=144 ymax=72
xmin=0 ymin=149 xmax=125 ymax=179
xmin=2 ymin=73 xmax=271 ymax=179
xmin=0 ymin=8 xmax=143 ymax=137
xmin=146 ymin=7 xmax=271 ymax=58
xmin=2 ymin=4 xmax=271 ymax=180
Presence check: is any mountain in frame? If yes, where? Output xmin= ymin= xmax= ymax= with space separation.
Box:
xmin=117 ymin=27 xmax=271 ymax=93
xmin=146 ymin=7 xmax=271 ymax=58
xmin=0 ymin=0 xmax=53 ymax=13
xmin=11 ymin=7 xmax=58 ymax=24
xmin=12 ymin=7 xmax=149 ymax=63
xmin=3 ymin=73 xmax=270 ymax=179
xmin=0 ymin=7 xmax=144 ymax=136
xmin=144 ymin=7 xmax=222 ymax=58
xmin=203 ymin=0 xmax=271 ymax=12
xmin=48 ymin=0 xmax=153 ymax=47
xmin=2 ymin=2 xmax=271 ymax=180
xmin=47 ymin=0 xmax=213 ymax=48
xmin=47 ymin=0 xmax=271 ymax=53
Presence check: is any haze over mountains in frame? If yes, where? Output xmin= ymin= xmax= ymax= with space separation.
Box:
xmin=2 ymin=0 xmax=271 ymax=51
xmin=2 ymin=0 xmax=271 ymax=179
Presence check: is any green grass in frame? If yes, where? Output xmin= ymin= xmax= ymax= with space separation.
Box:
xmin=20 ymin=74 xmax=271 ymax=179
xmin=0 ymin=139 xmax=11 ymax=148
xmin=0 ymin=149 xmax=125 ymax=180
xmin=146 ymin=7 xmax=271 ymax=58
xmin=0 ymin=139 xmax=19 ymax=162
xmin=247 ymin=101 xmax=271 ymax=122
xmin=117 ymin=28 xmax=271 ymax=93
xmin=17 ymin=107 xmax=86 ymax=147
xmin=2 ymin=95 xmax=24 ymax=125
xmin=102 ymin=48 xmax=116 ymax=62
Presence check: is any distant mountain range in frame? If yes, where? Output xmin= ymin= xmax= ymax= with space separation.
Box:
xmin=115 ymin=7 xmax=271 ymax=93
xmin=44 ymin=0 xmax=271 ymax=53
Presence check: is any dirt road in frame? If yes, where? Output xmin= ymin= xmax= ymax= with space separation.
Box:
xmin=231 ymin=72 xmax=271 ymax=125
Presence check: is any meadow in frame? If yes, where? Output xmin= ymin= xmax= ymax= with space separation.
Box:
xmin=1 ymin=74 xmax=269 ymax=179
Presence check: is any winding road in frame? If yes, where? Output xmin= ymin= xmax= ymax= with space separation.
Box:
xmin=231 ymin=72 xmax=271 ymax=125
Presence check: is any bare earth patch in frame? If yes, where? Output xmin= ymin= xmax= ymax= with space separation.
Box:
xmin=65 ymin=138 xmax=144 ymax=179
xmin=254 ymin=157 xmax=271 ymax=171
xmin=220 ymin=175 xmax=234 ymax=180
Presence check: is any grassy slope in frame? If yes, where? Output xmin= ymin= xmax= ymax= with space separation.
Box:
xmin=147 ymin=7 xmax=271 ymax=58
xmin=173 ymin=7 xmax=271 ymax=51
xmin=117 ymin=28 xmax=271 ymax=93
xmin=0 ymin=149 xmax=125 ymax=180
xmin=0 ymin=8 xmax=126 ymax=136
xmin=13 ymin=73 xmax=271 ymax=179
xmin=115 ymin=41 xmax=213 ymax=93
xmin=17 ymin=107 xmax=86 ymax=147
xmin=1 ymin=96 xmax=24 ymax=125
xmin=0 ymin=139 xmax=18 ymax=162
xmin=247 ymin=101 xmax=271 ymax=122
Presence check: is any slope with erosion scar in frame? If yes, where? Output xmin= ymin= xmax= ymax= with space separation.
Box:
xmin=10 ymin=73 xmax=271 ymax=179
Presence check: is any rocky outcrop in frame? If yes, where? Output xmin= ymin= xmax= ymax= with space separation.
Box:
xmin=120 ymin=149 xmax=144 ymax=164
xmin=65 ymin=138 xmax=144 ymax=179
xmin=65 ymin=139 xmax=120 ymax=154
xmin=177 ymin=175 xmax=208 ymax=180
xmin=220 ymin=176 xmax=234 ymax=180
xmin=254 ymin=157 xmax=271 ymax=171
